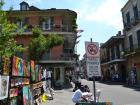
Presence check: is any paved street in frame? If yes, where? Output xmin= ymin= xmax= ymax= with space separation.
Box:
xmin=42 ymin=79 xmax=140 ymax=105
xmin=41 ymin=85 xmax=75 ymax=105
xmin=80 ymin=79 xmax=140 ymax=105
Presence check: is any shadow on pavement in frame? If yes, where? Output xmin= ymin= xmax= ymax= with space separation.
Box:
xmin=98 ymin=80 xmax=140 ymax=92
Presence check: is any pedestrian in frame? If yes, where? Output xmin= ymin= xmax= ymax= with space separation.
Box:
xmin=130 ymin=70 xmax=135 ymax=85
xmin=84 ymin=85 xmax=90 ymax=92
xmin=72 ymin=85 xmax=93 ymax=105
xmin=132 ymin=65 xmax=137 ymax=84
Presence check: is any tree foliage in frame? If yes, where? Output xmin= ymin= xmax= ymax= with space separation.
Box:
xmin=0 ymin=2 xmax=25 ymax=57
xmin=28 ymin=27 xmax=64 ymax=62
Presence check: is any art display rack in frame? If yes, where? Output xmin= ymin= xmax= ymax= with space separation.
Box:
xmin=0 ymin=56 xmax=44 ymax=105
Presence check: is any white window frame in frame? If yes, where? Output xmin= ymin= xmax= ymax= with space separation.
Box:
xmin=42 ymin=17 xmax=51 ymax=30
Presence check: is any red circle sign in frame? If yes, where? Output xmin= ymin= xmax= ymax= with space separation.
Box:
xmin=87 ymin=43 xmax=98 ymax=55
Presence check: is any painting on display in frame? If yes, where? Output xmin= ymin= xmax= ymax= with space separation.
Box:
xmin=29 ymin=87 xmax=33 ymax=105
xmin=10 ymin=97 xmax=17 ymax=105
xmin=35 ymin=65 xmax=39 ymax=82
xmin=30 ymin=60 xmax=35 ymax=81
xmin=23 ymin=86 xmax=29 ymax=105
xmin=38 ymin=65 xmax=42 ymax=81
xmin=23 ymin=78 xmax=29 ymax=85
xmin=23 ymin=60 xmax=30 ymax=77
xmin=27 ymin=62 xmax=31 ymax=77
xmin=2 ymin=57 xmax=10 ymax=75
xmin=11 ymin=79 xmax=15 ymax=87
xmin=0 ymin=75 xmax=9 ymax=100
xmin=10 ymin=88 xmax=18 ymax=97
xmin=12 ymin=56 xmax=23 ymax=76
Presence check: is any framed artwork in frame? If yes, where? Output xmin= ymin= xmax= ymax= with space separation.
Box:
xmin=23 ymin=86 xmax=29 ymax=105
xmin=2 ymin=57 xmax=10 ymax=75
xmin=10 ymin=88 xmax=18 ymax=97
xmin=23 ymin=60 xmax=30 ymax=77
xmin=23 ymin=78 xmax=29 ymax=85
xmin=0 ymin=75 xmax=9 ymax=100
xmin=28 ymin=87 xmax=33 ymax=105
xmin=10 ymin=97 xmax=17 ymax=105
xmin=38 ymin=65 xmax=42 ymax=81
xmin=30 ymin=60 xmax=35 ymax=81
xmin=11 ymin=79 xmax=15 ymax=87
xmin=35 ymin=65 xmax=39 ymax=82
xmin=27 ymin=62 xmax=31 ymax=77
xmin=12 ymin=56 xmax=23 ymax=76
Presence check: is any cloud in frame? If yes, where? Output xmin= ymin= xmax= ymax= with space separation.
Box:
xmin=75 ymin=0 xmax=126 ymax=30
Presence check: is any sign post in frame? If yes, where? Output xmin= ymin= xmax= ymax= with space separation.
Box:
xmin=85 ymin=38 xmax=101 ymax=103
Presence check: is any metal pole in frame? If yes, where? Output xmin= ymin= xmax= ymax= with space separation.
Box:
xmin=90 ymin=38 xmax=96 ymax=102
xmin=93 ymin=76 xmax=96 ymax=102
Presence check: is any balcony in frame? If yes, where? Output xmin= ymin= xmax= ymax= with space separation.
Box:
xmin=124 ymin=15 xmax=140 ymax=31
xmin=124 ymin=44 xmax=140 ymax=56
xmin=39 ymin=53 xmax=75 ymax=64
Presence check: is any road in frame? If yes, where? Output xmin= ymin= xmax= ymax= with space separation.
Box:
xmin=80 ymin=79 xmax=140 ymax=105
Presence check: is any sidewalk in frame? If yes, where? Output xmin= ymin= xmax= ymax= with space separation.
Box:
xmin=41 ymin=84 xmax=75 ymax=105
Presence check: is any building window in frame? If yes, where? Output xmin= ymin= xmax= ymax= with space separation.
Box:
xmin=129 ymin=35 xmax=133 ymax=51
xmin=126 ymin=12 xmax=130 ymax=25
xmin=137 ymin=30 xmax=140 ymax=47
xmin=42 ymin=17 xmax=51 ymax=30
xmin=133 ymin=5 xmax=139 ymax=21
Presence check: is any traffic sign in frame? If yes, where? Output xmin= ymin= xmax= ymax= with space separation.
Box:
xmin=85 ymin=42 xmax=100 ymax=57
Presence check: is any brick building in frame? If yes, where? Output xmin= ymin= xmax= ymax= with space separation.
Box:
xmin=8 ymin=1 xmax=78 ymax=87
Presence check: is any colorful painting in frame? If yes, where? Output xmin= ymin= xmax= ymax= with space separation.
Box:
xmin=38 ymin=65 xmax=42 ymax=81
xmin=27 ymin=62 xmax=31 ymax=77
xmin=23 ymin=86 xmax=29 ymax=105
xmin=10 ymin=88 xmax=18 ymax=97
xmin=23 ymin=78 xmax=29 ymax=85
xmin=30 ymin=60 xmax=35 ymax=81
xmin=0 ymin=75 xmax=9 ymax=100
xmin=23 ymin=60 xmax=30 ymax=77
xmin=2 ymin=57 xmax=10 ymax=75
xmin=11 ymin=79 xmax=15 ymax=87
xmin=12 ymin=56 xmax=23 ymax=76
xmin=35 ymin=65 xmax=39 ymax=82
xmin=14 ymin=78 xmax=23 ymax=86
xmin=29 ymin=87 xmax=33 ymax=105
xmin=10 ymin=97 xmax=17 ymax=105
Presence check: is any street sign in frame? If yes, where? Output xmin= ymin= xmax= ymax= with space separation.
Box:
xmin=87 ymin=57 xmax=101 ymax=77
xmin=85 ymin=42 xmax=100 ymax=57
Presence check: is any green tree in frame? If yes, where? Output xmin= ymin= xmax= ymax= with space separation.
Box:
xmin=0 ymin=2 xmax=25 ymax=58
xmin=28 ymin=27 xmax=64 ymax=62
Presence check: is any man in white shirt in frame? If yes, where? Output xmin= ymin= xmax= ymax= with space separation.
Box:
xmin=72 ymin=86 xmax=92 ymax=105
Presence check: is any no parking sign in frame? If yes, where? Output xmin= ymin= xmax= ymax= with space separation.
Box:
xmin=85 ymin=42 xmax=100 ymax=57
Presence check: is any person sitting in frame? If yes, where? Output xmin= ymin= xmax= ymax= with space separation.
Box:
xmin=84 ymin=85 xmax=90 ymax=92
xmin=72 ymin=85 xmax=93 ymax=105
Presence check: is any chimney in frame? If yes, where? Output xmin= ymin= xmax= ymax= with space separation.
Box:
xmin=116 ymin=31 xmax=121 ymax=36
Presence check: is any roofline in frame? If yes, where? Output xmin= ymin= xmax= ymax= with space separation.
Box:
xmin=101 ymin=35 xmax=125 ymax=48
xmin=6 ymin=9 xmax=77 ymax=17
xmin=121 ymin=0 xmax=131 ymax=11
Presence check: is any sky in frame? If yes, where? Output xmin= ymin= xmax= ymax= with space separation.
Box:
xmin=3 ymin=0 xmax=128 ymax=59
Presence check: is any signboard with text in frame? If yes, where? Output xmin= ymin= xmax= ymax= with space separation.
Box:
xmin=85 ymin=41 xmax=101 ymax=77
xmin=87 ymin=57 xmax=101 ymax=77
